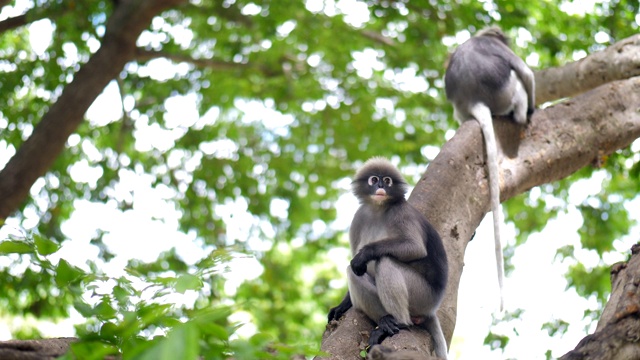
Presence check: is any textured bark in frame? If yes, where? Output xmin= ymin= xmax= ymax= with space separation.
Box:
xmin=0 ymin=338 xmax=77 ymax=360
xmin=0 ymin=13 xmax=28 ymax=33
xmin=535 ymin=34 xmax=640 ymax=104
xmin=0 ymin=0 xmax=187 ymax=220
xmin=320 ymin=310 xmax=440 ymax=360
xmin=560 ymin=244 xmax=640 ymax=360
xmin=321 ymin=79 xmax=640 ymax=359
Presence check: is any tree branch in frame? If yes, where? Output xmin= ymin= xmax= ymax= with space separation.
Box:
xmin=535 ymin=33 xmax=640 ymax=104
xmin=0 ymin=13 xmax=27 ymax=33
xmin=418 ymin=77 xmax=640 ymax=355
xmin=0 ymin=0 xmax=187 ymax=220
xmin=0 ymin=5 xmax=62 ymax=34
xmin=134 ymin=48 xmax=250 ymax=70
xmin=361 ymin=30 xmax=396 ymax=47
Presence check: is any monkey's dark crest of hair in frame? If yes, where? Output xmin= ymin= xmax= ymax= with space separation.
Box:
xmin=476 ymin=25 xmax=510 ymax=45
xmin=328 ymin=157 xmax=449 ymax=358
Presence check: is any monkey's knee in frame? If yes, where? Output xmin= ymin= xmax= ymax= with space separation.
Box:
xmin=511 ymin=107 xmax=528 ymax=125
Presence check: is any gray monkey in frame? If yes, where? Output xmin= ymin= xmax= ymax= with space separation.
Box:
xmin=328 ymin=157 xmax=449 ymax=359
xmin=444 ymin=26 xmax=535 ymax=309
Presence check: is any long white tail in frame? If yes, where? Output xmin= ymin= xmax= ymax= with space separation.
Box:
xmin=425 ymin=315 xmax=448 ymax=359
xmin=469 ymin=103 xmax=505 ymax=311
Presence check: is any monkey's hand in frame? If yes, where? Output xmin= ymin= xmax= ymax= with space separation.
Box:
xmin=350 ymin=247 xmax=374 ymax=276
xmin=328 ymin=292 xmax=352 ymax=323
xmin=328 ymin=304 xmax=348 ymax=323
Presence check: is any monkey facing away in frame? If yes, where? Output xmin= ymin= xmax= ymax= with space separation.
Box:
xmin=328 ymin=157 xmax=449 ymax=359
xmin=444 ymin=26 xmax=535 ymax=310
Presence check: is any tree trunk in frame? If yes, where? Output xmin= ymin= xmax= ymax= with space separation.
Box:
xmin=320 ymin=34 xmax=640 ymax=359
xmin=560 ymin=244 xmax=640 ymax=360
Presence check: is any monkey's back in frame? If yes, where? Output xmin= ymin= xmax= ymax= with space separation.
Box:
xmin=445 ymin=36 xmax=514 ymax=108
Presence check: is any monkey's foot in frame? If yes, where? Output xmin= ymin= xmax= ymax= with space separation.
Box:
xmin=368 ymin=315 xmax=404 ymax=349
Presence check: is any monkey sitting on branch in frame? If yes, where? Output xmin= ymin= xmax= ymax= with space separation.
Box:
xmin=328 ymin=157 xmax=449 ymax=359
xmin=444 ymin=26 xmax=536 ymax=310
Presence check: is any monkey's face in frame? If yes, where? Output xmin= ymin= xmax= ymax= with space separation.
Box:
xmin=368 ymin=175 xmax=393 ymax=204
xmin=352 ymin=158 xmax=408 ymax=205
xmin=353 ymin=173 xmax=406 ymax=206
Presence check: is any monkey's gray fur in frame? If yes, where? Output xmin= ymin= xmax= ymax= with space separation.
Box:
xmin=328 ymin=157 xmax=449 ymax=359
xmin=444 ymin=26 xmax=535 ymax=310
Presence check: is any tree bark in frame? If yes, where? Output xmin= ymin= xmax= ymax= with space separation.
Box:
xmin=560 ymin=244 xmax=640 ymax=360
xmin=0 ymin=0 xmax=187 ymax=220
xmin=320 ymin=34 xmax=640 ymax=359
xmin=0 ymin=338 xmax=77 ymax=360
xmin=535 ymin=34 xmax=640 ymax=104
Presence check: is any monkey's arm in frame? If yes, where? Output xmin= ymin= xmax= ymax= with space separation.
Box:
xmin=328 ymin=291 xmax=352 ymax=322
xmin=350 ymin=236 xmax=427 ymax=276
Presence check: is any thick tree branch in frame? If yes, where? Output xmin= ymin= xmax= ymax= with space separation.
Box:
xmin=321 ymin=77 xmax=640 ymax=358
xmin=0 ymin=5 xmax=61 ymax=34
xmin=0 ymin=337 xmax=76 ymax=359
xmin=0 ymin=0 xmax=187 ymax=220
xmin=0 ymin=13 xmax=27 ymax=33
xmin=415 ymin=77 xmax=640 ymax=356
xmin=535 ymin=33 xmax=640 ymax=104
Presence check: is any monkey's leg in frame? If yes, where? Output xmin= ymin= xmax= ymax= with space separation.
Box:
xmin=346 ymin=265 xmax=387 ymax=322
xmin=508 ymin=70 xmax=530 ymax=124
xmin=378 ymin=258 xmax=449 ymax=358
xmin=375 ymin=257 xmax=412 ymax=325
xmin=347 ymin=265 xmax=402 ymax=348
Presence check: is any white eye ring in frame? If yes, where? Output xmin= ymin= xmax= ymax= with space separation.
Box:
xmin=383 ymin=177 xmax=393 ymax=186
xmin=368 ymin=176 xmax=379 ymax=186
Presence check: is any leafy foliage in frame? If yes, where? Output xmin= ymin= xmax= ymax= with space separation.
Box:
xmin=0 ymin=235 xmax=316 ymax=358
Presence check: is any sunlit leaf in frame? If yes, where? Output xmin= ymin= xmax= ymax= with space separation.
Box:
xmin=0 ymin=240 xmax=33 ymax=254
xmin=131 ymin=323 xmax=199 ymax=360
xmin=55 ymin=259 xmax=85 ymax=287
xmin=175 ymin=274 xmax=203 ymax=294
xmin=34 ymin=234 xmax=61 ymax=256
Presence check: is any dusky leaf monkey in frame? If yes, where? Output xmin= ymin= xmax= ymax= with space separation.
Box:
xmin=444 ymin=26 xmax=536 ymax=310
xmin=328 ymin=157 xmax=449 ymax=359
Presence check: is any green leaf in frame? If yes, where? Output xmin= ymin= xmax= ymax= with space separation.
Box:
xmin=69 ymin=340 xmax=119 ymax=360
xmin=74 ymin=301 xmax=94 ymax=317
xmin=0 ymin=240 xmax=33 ymax=254
xmin=130 ymin=323 xmax=199 ymax=360
xmin=484 ymin=331 xmax=509 ymax=351
xmin=34 ymin=234 xmax=61 ymax=256
xmin=199 ymin=323 xmax=229 ymax=340
xmin=175 ymin=274 xmax=203 ymax=294
xmin=55 ymin=259 xmax=85 ymax=286
xmin=94 ymin=299 xmax=117 ymax=320
xmin=249 ymin=332 xmax=273 ymax=347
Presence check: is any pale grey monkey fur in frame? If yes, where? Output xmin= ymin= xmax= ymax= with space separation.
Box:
xmin=444 ymin=26 xmax=535 ymax=310
xmin=328 ymin=157 xmax=449 ymax=359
